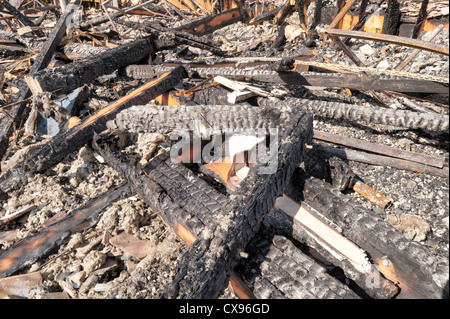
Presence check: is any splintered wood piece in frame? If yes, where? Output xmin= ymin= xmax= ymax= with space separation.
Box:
xmin=327 ymin=0 xmax=358 ymax=31
xmin=0 ymin=184 xmax=130 ymax=278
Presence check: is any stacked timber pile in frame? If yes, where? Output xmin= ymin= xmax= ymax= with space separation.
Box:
xmin=0 ymin=0 xmax=448 ymax=300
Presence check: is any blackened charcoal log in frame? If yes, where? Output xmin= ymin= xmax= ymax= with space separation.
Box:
xmin=106 ymin=104 xmax=293 ymax=134
xmin=25 ymin=35 xmax=176 ymax=95
xmin=284 ymin=169 xmax=445 ymax=299
xmin=258 ymin=97 xmax=449 ymax=134
xmin=193 ymin=86 xmax=233 ymax=106
xmin=0 ymin=67 xmax=187 ymax=196
xmin=165 ymin=111 xmax=313 ymax=299
xmin=136 ymin=65 xmax=449 ymax=94
xmin=0 ymin=183 xmax=130 ymax=278
xmin=239 ymin=231 xmax=360 ymax=299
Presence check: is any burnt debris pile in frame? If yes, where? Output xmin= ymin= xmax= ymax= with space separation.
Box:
xmin=0 ymin=0 xmax=448 ymax=299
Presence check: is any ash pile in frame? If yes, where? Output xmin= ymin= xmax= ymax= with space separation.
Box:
xmin=0 ymin=0 xmax=448 ymax=300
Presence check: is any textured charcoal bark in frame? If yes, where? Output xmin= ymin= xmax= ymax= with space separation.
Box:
xmin=0 ymin=183 xmax=130 ymax=278
xmin=106 ymin=104 xmax=293 ymax=134
xmin=164 ymin=111 xmax=313 ymax=299
xmin=259 ymin=97 xmax=449 ymax=134
xmin=382 ymin=0 xmax=401 ymax=35
xmin=284 ymin=169 xmax=446 ymax=299
xmin=238 ymin=230 xmax=360 ymax=299
xmin=0 ymin=66 xmax=187 ymax=195
xmin=264 ymin=208 xmax=399 ymax=299
xmin=25 ymin=35 xmax=176 ymax=94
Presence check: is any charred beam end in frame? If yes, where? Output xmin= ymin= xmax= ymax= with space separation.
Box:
xmin=165 ymin=111 xmax=313 ymax=299
xmin=174 ymin=8 xmax=244 ymax=35
xmin=24 ymin=35 xmax=174 ymax=95
xmin=0 ymin=66 xmax=187 ymax=195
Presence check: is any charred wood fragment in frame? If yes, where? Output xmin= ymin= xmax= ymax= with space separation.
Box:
xmin=174 ymin=8 xmax=244 ymax=35
xmin=25 ymin=35 xmax=175 ymax=95
xmin=412 ymin=0 xmax=429 ymax=39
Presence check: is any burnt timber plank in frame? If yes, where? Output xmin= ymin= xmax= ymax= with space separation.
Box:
xmin=164 ymin=111 xmax=313 ymax=298
xmin=0 ymin=66 xmax=187 ymax=196
xmin=284 ymin=169 xmax=446 ymax=299
xmin=24 ymin=35 xmax=176 ymax=95
xmin=0 ymin=183 xmax=130 ymax=278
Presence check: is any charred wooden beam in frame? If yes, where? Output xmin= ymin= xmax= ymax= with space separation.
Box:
xmin=128 ymin=65 xmax=449 ymax=94
xmin=24 ymin=35 xmax=175 ymax=95
xmin=0 ymin=183 xmax=130 ymax=278
xmin=326 ymin=29 xmax=449 ymax=56
xmin=327 ymin=0 xmax=357 ymax=31
xmin=381 ymin=0 xmax=401 ymax=35
xmin=283 ymin=169 xmax=445 ymax=299
xmin=164 ymin=111 xmax=313 ymax=298
xmin=0 ymin=66 xmax=187 ymax=196
xmin=91 ymin=137 xmax=254 ymax=298
xmin=106 ymin=104 xmax=292 ymax=134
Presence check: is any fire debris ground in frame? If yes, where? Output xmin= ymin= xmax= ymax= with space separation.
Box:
xmin=0 ymin=0 xmax=448 ymax=299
